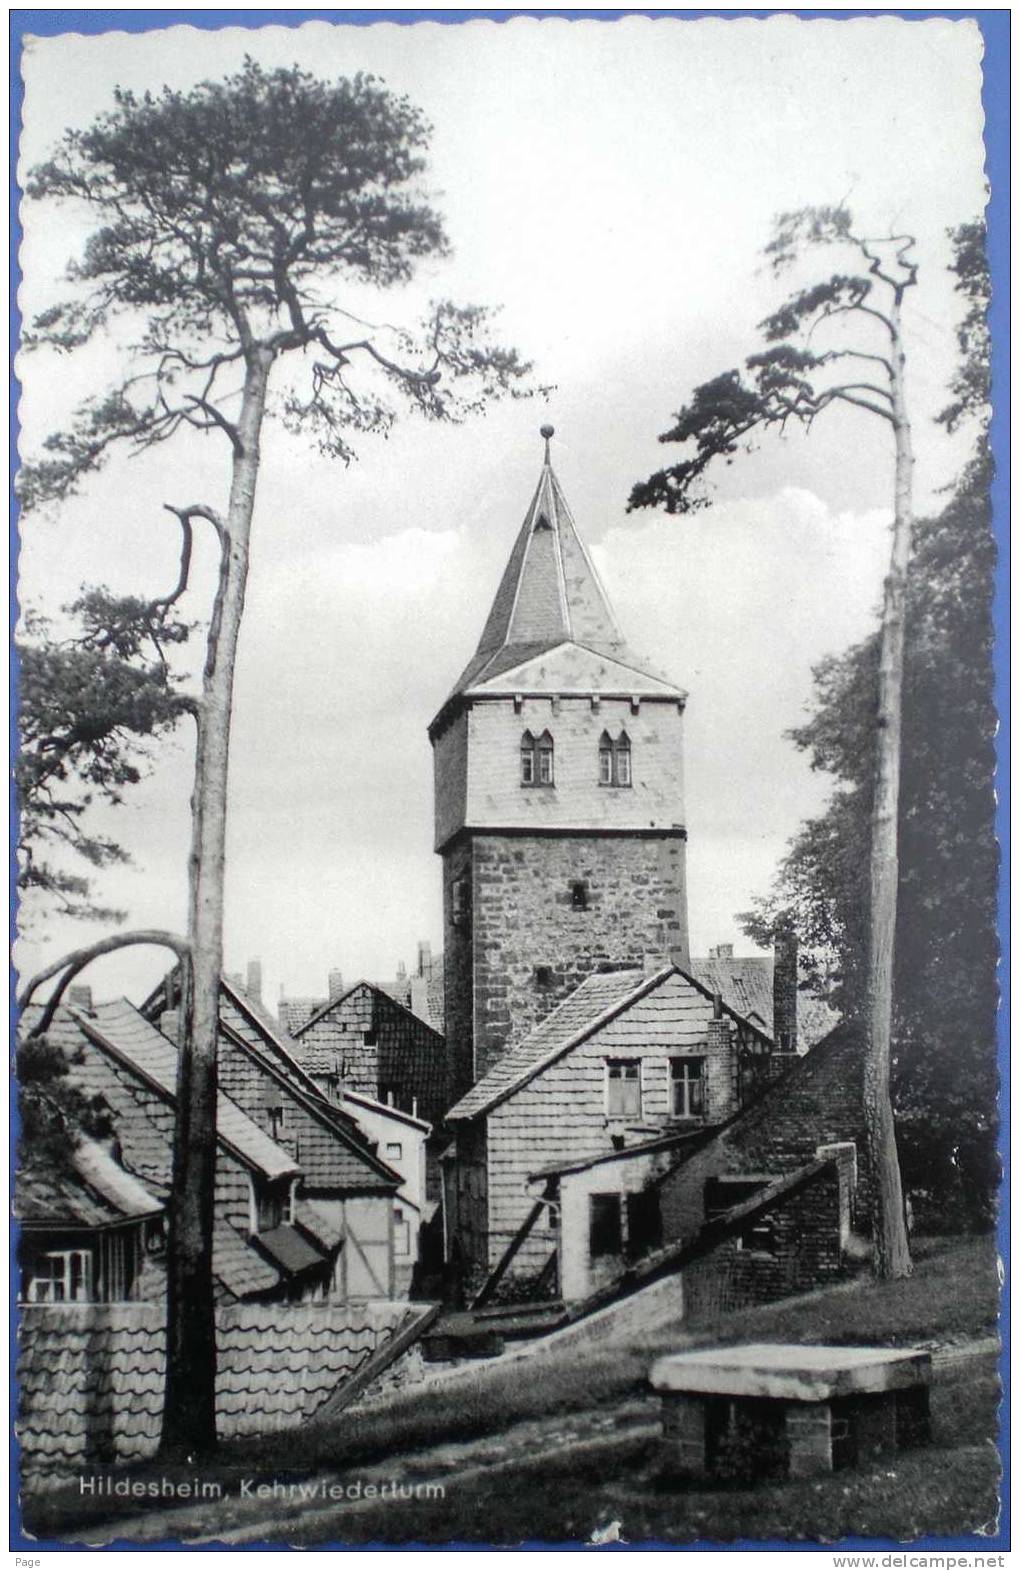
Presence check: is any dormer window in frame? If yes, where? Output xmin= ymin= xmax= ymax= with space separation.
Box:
xmin=599 ymin=730 xmax=631 ymax=787
xmin=522 ymin=729 xmax=554 ymax=787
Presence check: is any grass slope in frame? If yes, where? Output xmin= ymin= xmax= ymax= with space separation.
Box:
xmin=21 ymin=1235 xmax=1002 ymax=1546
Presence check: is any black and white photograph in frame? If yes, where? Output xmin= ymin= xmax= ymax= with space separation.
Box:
xmin=11 ymin=10 xmax=1004 ymax=1552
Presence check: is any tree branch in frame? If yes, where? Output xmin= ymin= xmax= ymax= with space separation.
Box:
xmin=18 ymin=929 xmax=192 ymax=1036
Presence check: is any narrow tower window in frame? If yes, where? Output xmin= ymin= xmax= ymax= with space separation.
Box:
xmin=615 ymin=731 xmax=632 ymax=786
xmin=598 ymin=731 xmax=613 ymax=785
xmin=598 ymin=730 xmax=632 ymax=786
xmin=520 ymin=730 xmax=536 ymax=785
xmin=537 ymin=730 xmax=554 ymax=785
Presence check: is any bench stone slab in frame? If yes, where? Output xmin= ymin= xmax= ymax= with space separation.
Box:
xmin=650 ymin=1343 xmax=932 ymax=1403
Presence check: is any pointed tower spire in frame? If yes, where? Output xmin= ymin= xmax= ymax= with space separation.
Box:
xmin=446 ymin=427 xmax=638 ymax=697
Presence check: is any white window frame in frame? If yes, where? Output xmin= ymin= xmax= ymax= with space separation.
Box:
xmin=385 ymin=1141 xmax=404 ymax=1161
xmin=670 ymin=1056 xmax=706 ymax=1118
xmin=27 ymin=1248 xmax=92 ymax=1304
xmin=605 ymin=1058 xmax=642 ymax=1120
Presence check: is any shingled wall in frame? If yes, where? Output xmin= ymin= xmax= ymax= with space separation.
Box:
xmin=17 ymin=1300 xmax=431 ymax=1489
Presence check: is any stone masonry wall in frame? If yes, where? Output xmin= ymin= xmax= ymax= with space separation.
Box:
xmin=465 ymin=830 xmax=688 ymax=1086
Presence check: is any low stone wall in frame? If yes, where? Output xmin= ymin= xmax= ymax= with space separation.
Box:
xmin=17 ymin=1299 xmax=432 ymax=1488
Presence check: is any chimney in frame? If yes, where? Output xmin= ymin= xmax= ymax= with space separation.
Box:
xmin=160 ymin=1009 xmax=180 ymax=1042
xmin=417 ymin=940 xmax=432 ymax=977
xmin=67 ymin=984 xmax=93 ymax=1012
xmin=773 ymin=922 xmax=799 ymax=1054
xmin=246 ymin=959 xmax=263 ymax=1003
xmin=396 ymin=960 xmax=407 ymax=983
xmin=328 ymin=968 xmax=344 ymax=1000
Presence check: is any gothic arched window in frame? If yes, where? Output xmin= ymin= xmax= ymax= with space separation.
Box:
xmin=615 ymin=731 xmax=632 ymax=786
xmin=537 ymin=730 xmax=555 ymax=785
xmin=598 ymin=729 xmax=632 ymax=786
xmin=520 ymin=730 xmax=536 ymax=785
xmin=522 ymin=729 xmax=554 ymax=786
xmin=598 ymin=731 xmax=613 ymax=786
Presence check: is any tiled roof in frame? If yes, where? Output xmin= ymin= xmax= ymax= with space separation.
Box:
xmin=17 ymin=1300 xmax=434 ymax=1483
xmin=437 ymin=447 xmax=683 ymax=719
xmin=256 ymin=1223 xmax=329 ymax=1277
xmin=75 ymin=1000 xmax=299 ymax=1182
xmin=296 ymin=1198 xmax=345 ymax=1253
xmin=690 ymin=956 xmax=839 ymax=1050
xmin=217 ymin=992 xmax=400 ymax=1195
xmin=448 ymin=964 xmax=778 ymax=1123
xmin=447 ymin=967 xmax=651 ymax=1121
xmin=213 ymin=1222 xmax=281 ymax=1300
xmin=15 ymin=1143 xmax=162 ymax=1231
xmin=72 ymin=1139 xmax=163 ymax=1219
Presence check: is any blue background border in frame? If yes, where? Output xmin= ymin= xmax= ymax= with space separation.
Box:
xmin=9 ymin=6 xmax=1010 ymax=1553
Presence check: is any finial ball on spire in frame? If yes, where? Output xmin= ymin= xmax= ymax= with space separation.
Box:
xmin=540 ymin=424 xmax=555 ymax=440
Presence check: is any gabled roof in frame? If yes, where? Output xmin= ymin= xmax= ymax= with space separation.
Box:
xmin=293 ymin=977 xmax=444 ymax=1047
xmin=433 ymin=435 xmax=684 ymax=726
xmin=341 ymin=1087 xmax=431 ymax=1135
xmin=216 ymin=991 xmax=402 ymax=1194
xmin=447 ymin=967 xmax=651 ymax=1121
xmin=690 ymin=955 xmax=839 ymax=1050
xmin=447 ymin=964 xmax=775 ymax=1123
xmin=72 ymin=1000 xmax=299 ymax=1183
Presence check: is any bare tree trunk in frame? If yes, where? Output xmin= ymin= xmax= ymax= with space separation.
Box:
xmin=161 ymin=347 xmax=273 ymax=1457
xmin=864 ymin=293 xmax=913 ymax=1280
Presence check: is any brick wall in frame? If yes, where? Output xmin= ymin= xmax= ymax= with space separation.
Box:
xmin=681 ymin=1163 xmax=844 ymax=1322
xmin=659 ymin=1026 xmax=869 ymax=1247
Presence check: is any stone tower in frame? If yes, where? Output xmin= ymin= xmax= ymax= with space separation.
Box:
xmin=429 ymin=430 xmax=690 ymax=1099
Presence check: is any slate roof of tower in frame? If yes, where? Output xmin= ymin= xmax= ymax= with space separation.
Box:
xmin=438 ymin=443 xmax=685 ymax=715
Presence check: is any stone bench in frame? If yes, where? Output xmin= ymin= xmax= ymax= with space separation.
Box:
xmin=649 ymin=1343 xmax=932 ymax=1481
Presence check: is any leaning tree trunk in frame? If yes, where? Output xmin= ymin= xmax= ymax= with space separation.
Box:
xmin=161 ymin=347 xmax=273 ymax=1457
xmin=864 ymin=292 xmax=913 ymax=1281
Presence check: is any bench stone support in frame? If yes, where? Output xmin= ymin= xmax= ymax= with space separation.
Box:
xmin=661 ymin=1392 xmax=708 ymax=1477
xmin=785 ymin=1401 xmax=833 ymax=1477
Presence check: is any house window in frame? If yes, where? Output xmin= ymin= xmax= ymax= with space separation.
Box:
xmin=598 ymin=730 xmax=632 ymax=786
xmin=27 ymin=1249 xmax=92 ymax=1304
xmin=589 ymin=1194 xmax=623 ymax=1259
xmin=670 ymin=1057 xmax=706 ymax=1118
xmin=394 ymin=1207 xmax=411 ymax=1257
xmin=386 ymin=1141 xmax=403 ymax=1161
xmin=606 ymin=1059 xmax=642 ymax=1119
xmin=267 ymin=1104 xmax=286 ymax=1140
xmin=534 ymin=965 xmax=554 ymax=988
xmin=738 ymin=1217 xmax=777 ymax=1256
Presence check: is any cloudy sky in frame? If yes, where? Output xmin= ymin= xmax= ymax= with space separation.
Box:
xmin=16 ymin=15 xmax=986 ymax=1010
